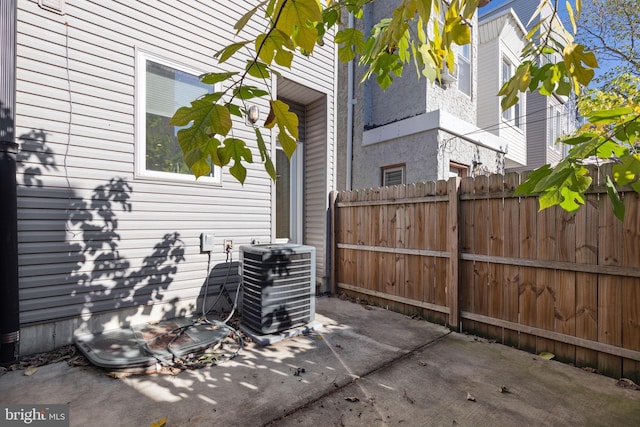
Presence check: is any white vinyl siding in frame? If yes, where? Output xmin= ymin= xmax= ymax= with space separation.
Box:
xmin=15 ymin=0 xmax=336 ymax=352
xmin=478 ymin=10 xmax=526 ymax=168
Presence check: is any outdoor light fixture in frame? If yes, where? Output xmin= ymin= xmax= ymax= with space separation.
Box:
xmin=248 ymin=105 xmax=260 ymax=124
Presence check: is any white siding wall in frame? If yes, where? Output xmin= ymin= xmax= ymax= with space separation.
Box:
xmin=477 ymin=38 xmax=499 ymax=136
xmin=525 ymin=92 xmax=550 ymax=168
xmin=16 ymin=0 xmax=335 ymax=353
xmin=478 ymin=12 xmax=526 ymax=169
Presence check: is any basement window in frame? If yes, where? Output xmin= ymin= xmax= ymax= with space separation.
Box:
xmin=382 ymin=165 xmax=405 ymax=186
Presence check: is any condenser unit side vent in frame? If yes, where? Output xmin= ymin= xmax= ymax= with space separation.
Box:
xmin=240 ymin=244 xmax=316 ymax=335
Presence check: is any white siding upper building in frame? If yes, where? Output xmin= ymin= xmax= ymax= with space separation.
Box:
xmin=480 ymin=0 xmax=577 ymax=170
xmin=10 ymin=0 xmax=337 ymax=354
xmin=477 ymin=7 xmax=528 ymax=169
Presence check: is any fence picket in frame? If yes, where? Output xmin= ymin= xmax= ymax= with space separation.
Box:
xmin=503 ymin=173 xmax=520 ymax=348
xmin=575 ymin=194 xmax=599 ymax=368
xmin=333 ymin=169 xmax=640 ymax=382
xmin=622 ymin=192 xmax=640 ymax=380
xmin=487 ymin=174 xmax=504 ymax=341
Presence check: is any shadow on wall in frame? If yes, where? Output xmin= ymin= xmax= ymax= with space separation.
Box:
xmin=16 ymin=128 xmax=189 ymax=345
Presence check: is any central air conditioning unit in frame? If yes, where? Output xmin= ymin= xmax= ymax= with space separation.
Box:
xmin=239 ymin=243 xmax=316 ymax=335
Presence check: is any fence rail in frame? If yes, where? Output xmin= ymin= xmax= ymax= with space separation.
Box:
xmin=331 ymin=170 xmax=640 ymax=382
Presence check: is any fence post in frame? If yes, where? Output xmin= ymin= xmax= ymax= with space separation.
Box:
xmin=447 ymin=177 xmax=461 ymax=329
xmin=329 ymin=190 xmax=338 ymax=295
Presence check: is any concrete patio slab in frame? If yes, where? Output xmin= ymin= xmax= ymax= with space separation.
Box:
xmin=0 ymin=297 xmax=638 ymax=427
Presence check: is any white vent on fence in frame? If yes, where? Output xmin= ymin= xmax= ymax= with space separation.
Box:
xmin=38 ymin=0 xmax=65 ymax=14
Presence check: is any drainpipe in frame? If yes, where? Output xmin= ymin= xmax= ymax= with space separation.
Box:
xmin=346 ymin=12 xmax=354 ymax=191
xmin=0 ymin=0 xmax=20 ymax=366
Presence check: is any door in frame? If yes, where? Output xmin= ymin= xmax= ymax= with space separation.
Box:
xmin=275 ymin=100 xmax=305 ymax=243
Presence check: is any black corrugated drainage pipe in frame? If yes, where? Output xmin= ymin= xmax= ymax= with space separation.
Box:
xmin=0 ymin=0 xmax=20 ymax=366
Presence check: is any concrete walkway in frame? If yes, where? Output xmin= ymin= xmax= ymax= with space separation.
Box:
xmin=1 ymin=297 xmax=639 ymax=426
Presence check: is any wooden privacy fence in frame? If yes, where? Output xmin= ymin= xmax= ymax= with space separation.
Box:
xmin=330 ymin=170 xmax=640 ymax=382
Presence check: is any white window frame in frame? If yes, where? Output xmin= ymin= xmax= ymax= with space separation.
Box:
xmin=456 ymin=39 xmax=472 ymax=97
xmin=135 ymin=49 xmax=221 ymax=184
xmin=502 ymin=58 xmax=513 ymax=121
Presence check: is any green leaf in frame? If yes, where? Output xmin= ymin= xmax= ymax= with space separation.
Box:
xmin=515 ymin=164 xmax=553 ymax=195
xmin=246 ymin=60 xmax=271 ymax=79
xmin=605 ymin=175 xmax=625 ymax=220
xmin=613 ymin=154 xmax=640 ymax=186
xmin=234 ymin=1 xmax=267 ymax=35
xmin=322 ymin=7 xmax=339 ymax=29
xmin=255 ymin=128 xmax=276 ymax=181
xmin=264 ymin=99 xmax=299 ymax=158
xmin=200 ymin=72 xmax=238 ymax=85
xmin=214 ymin=41 xmax=251 ymax=63
xmin=563 ymin=43 xmax=597 ymax=90
xmin=171 ymin=97 xmax=233 ymax=179
xmin=588 ymin=107 xmax=634 ymax=125
xmin=525 ymin=19 xmax=545 ymax=40
xmin=499 ymin=62 xmax=531 ymax=111
xmin=182 ymin=135 xmax=225 ymax=177
xmin=171 ymin=100 xmax=231 ymax=137
xmin=335 ymin=28 xmax=365 ymax=62
xmin=233 ymin=85 xmax=270 ymax=100
xmin=415 ymin=0 xmax=433 ymax=25
xmin=218 ymin=138 xmax=253 ymax=184
xmin=256 ymin=29 xmax=295 ymax=68
xmin=561 ymin=133 xmax=597 ymax=146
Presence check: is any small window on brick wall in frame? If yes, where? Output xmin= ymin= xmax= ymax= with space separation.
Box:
xmin=382 ymin=165 xmax=405 ymax=186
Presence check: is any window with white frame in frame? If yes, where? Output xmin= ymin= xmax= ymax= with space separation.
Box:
xmin=457 ymin=41 xmax=472 ymax=96
xmin=136 ymin=51 xmax=220 ymax=183
xmin=548 ymin=105 xmax=564 ymax=150
xmin=502 ymin=58 xmax=513 ymax=121
xmin=382 ymin=165 xmax=405 ymax=186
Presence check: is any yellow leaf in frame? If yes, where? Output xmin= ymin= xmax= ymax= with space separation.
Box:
xmin=150 ymin=417 xmax=167 ymax=427
xmin=538 ymin=351 xmax=556 ymax=360
xmin=24 ymin=366 xmax=39 ymax=376
xmin=274 ymin=0 xmax=322 ymax=52
xmin=264 ymin=99 xmax=299 ymax=158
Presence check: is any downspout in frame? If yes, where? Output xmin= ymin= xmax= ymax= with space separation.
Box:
xmin=346 ymin=12 xmax=354 ymax=191
xmin=0 ymin=0 xmax=19 ymax=365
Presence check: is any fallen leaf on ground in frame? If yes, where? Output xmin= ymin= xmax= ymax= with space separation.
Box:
xmin=538 ymin=352 xmax=555 ymax=360
xmin=150 ymin=417 xmax=167 ymax=427
xmin=107 ymin=371 xmax=133 ymax=379
xmin=466 ymin=392 xmax=476 ymax=401
xmin=24 ymin=366 xmax=38 ymax=376
xmin=616 ymin=378 xmax=640 ymax=390
xmin=345 ymin=396 xmax=360 ymax=402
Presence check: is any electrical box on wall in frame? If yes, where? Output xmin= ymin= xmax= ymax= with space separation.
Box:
xmin=38 ymin=0 xmax=66 ymax=14
xmin=200 ymin=232 xmax=215 ymax=252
